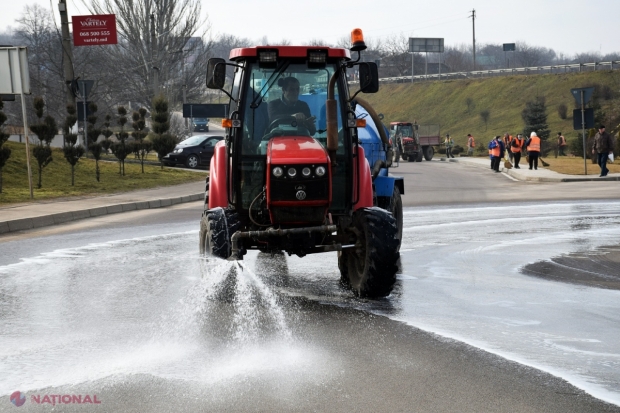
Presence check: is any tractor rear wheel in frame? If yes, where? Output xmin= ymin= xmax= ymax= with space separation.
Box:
xmin=199 ymin=208 xmax=239 ymax=259
xmin=345 ymin=208 xmax=399 ymax=298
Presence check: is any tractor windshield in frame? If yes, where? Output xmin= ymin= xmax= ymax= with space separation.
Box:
xmin=395 ymin=124 xmax=414 ymax=138
xmin=235 ymin=61 xmax=350 ymax=212
xmin=240 ymin=63 xmax=344 ymax=155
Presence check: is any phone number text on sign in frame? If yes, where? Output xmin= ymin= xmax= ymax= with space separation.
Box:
xmin=79 ymin=31 xmax=112 ymax=37
xmin=72 ymin=14 xmax=118 ymax=46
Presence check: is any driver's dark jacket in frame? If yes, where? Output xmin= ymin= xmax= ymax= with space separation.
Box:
xmin=268 ymin=98 xmax=316 ymax=135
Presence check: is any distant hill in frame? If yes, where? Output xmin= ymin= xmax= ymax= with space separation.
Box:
xmin=362 ymin=70 xmax=620 ymax=148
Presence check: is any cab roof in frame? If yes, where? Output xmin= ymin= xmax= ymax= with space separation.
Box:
xmin=229 ymin=46 xmax=351 ymax=61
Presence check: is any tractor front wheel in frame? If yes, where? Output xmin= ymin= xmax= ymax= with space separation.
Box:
xmin=378 ymin=186 xmax=403 ymax=251
xmin=199 ymin=208 xmax=239 ymax=259
xmin=344 ymin=208 xmax=399 ymax=298
xmin=416 ymin=150 xmax=424 ymax=162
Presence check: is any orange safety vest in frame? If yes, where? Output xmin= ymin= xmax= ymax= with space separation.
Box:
xmin=490 ymin=143 xmax=501 ymax=157
xmin=511 ymin=138 xmax=523 ymax=153
xmin=504 ymin=135 xmax=512 ymax=147
xmin=527 ymin=136 xmax=541 ymax=152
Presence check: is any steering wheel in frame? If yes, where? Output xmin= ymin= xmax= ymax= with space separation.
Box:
xmin=266 ymin=115 xmax=298 ymax=134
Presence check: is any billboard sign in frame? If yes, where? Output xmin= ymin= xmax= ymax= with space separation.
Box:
xmin=0 ymin=47 xmax=31 ymax=94
xmin=409 ymin=38 xmax=444 ymax=53
xmin=183 ymin=104 xmax=229 ymax=118
xmin=503 ymin=43 xmax=516 ymax=52
xmin=73 ymin=14 xmax=118 ymax=46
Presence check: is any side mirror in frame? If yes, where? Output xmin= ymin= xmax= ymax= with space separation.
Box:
xmin=206 ymin=58 xmax=226 ymax=89
xmin=359 ymin=62 xmax=379 ymax=93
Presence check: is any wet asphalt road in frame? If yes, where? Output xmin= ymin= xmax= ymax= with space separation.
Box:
xmin=1 ymin=160 xmax=620 ymax=412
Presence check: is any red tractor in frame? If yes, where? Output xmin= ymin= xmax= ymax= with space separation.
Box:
xmin=199 ymin=29 xmax=400 ymax=298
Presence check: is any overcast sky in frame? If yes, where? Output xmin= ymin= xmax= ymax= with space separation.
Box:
xmin=2 ymin=0 xmax=619 ymax=57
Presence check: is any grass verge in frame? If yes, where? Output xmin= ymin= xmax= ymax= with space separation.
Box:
xmin=0 ymin=141 xmax=206 ymax=205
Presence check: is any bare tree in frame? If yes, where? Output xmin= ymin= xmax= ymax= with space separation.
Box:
xmin=89 ymin=0 xmax=212 ymax=110
xmin=443 ymin=45 xmax=471 ymax=72
xmin=514 ymin=42 xmax=556 ymax=67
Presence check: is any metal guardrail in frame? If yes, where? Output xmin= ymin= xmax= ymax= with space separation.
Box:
xmin=351 ymin=61 xmax=620 ymax=84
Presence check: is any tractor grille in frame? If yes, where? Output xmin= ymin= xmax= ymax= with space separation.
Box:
xmin=270 ymin=178 xmax=329 ymax=202
xmin=271 ymin=206 xmax=327 ymax=224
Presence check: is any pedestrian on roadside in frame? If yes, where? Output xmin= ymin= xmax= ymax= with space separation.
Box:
xmin=488 ymin=138 xmax=496 ymax=168
xmin=467 ymin=134 xmax=475 ymax=156
xmin=490 ymin=136 xmax=504 ymax=172
xmin=393 ymin=131 xmax=402 ymax=167
xmin=526 ymin=131 xmax=541 ymax=170
xmin=557 ymin=132 xmax=567 ymax=156
xmin=510 ymin=134 xmax=524 ymax=168
xmin=444 ymin=134 xmax=455 ymax=158
xmin=592 ymin=125 xmax=614 ymax=177
xmin=503 ymin=133 xmax=513 ymax=163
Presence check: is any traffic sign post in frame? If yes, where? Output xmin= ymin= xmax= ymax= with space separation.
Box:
xmin=0 ymin=46 xmax=33 ymax=198
xmin=571 ymin=87 xmax=595 ymax=175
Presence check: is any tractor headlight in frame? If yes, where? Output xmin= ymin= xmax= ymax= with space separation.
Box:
xmin=287 ymin=167 xmax=297 ymax=177
xmin=302 ymin=167 xmax=311 ymax=177
xmin=273 ymin=167 xmax=283 ymax=177
xmin=315 ymin=166 xmax=326 ymax=177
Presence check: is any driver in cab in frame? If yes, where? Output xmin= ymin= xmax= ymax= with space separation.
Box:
xmin=268 ymin=77 xmax=316 ymax=135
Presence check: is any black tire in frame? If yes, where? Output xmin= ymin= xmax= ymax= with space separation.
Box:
xmin=199 ymin=208 xmax=240 ymax=259
xmin=416 ymin=150 xmax=424 ymax=162
xmin=424 ymin=146 xmax=434 ymax=161
xmin=186 ymin=154 xmax=199 ymax=169
xmin=401 ymin=154 xmax=409 ymax=162
xmin=338 ymin=250 xmax=351 ymax=287
xmin=378 ymin=186 xmax=403 ymax=251
xmin=345 ymin=208 xmax=399 ymax=298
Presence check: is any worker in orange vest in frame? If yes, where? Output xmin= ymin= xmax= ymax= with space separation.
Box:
xmin=490 ymin=136 xmax=504 ymax=172
xmin=467 ymin=134 xmax=475 ymax=156
xmin=510 ymin=134 xmax=524 ymax=168
xmin=557 ymin=132 xmax=567 ymax=156
xmin=526 ymin=131 xmax=541 ymax=170
xmin=502 ymin=133 xmax=513 ymax=163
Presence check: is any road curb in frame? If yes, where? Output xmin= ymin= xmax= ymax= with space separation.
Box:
xmin=0 ymin=193 xmax=204 ymax=235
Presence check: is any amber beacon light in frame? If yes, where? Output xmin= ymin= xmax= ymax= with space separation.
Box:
xmin=350 ymin=28 xmax=367 ymax=52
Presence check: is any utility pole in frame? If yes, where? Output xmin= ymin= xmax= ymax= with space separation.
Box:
xmin=470 ymin=9 xmax=476 ymax=71
xmin=150 ymin=14 xmax=159 ymax=97
xmin=58 ymin=0 xmax=76 ymax=110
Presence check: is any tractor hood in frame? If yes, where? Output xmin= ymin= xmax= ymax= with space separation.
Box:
xmin=267 ymin=136 xmax=329 ymax=164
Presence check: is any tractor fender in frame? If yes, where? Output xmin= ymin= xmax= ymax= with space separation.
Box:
xmin=374 ymin=170 xmax=404 ymax=197
xmin=208 ymin=140 xmax=228 ymax=209
xmin=354 ymin=145 xmax=374 ymax=211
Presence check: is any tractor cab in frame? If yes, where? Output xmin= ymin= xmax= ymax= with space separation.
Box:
xmin=207 ymin=42 xmax=377 ymax=225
